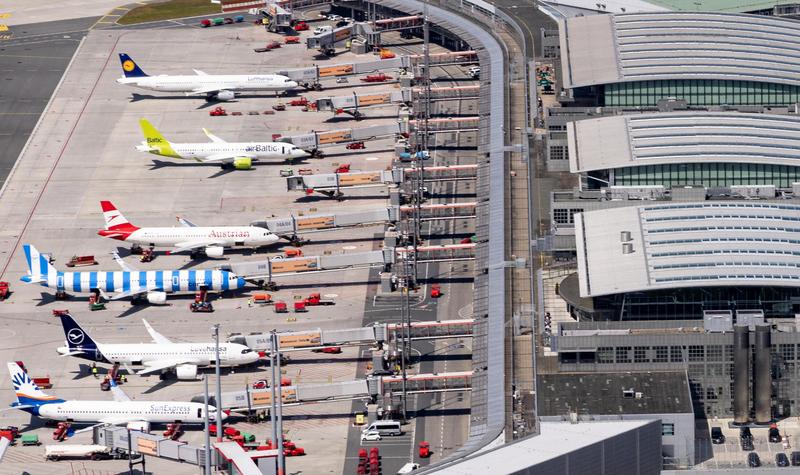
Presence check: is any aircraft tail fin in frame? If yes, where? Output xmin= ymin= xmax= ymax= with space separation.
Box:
xmin=100 ymin=201 xmax=139 ymax=232
xmin=20 ymin=244 xmax=56 ymax=284
xmin=58 ymin=313 xmax=100 ymax=353
xmin=119 ymin=53 xmax=148 ymax=78
xmin=138 ymin=119 xmax=179 ymax=158
xmin=8 ymin=362 xmax=63 ymax=408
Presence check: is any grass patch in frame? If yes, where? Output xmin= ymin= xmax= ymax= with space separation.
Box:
xmin=118 ymin=0 xmax=221 ymax=25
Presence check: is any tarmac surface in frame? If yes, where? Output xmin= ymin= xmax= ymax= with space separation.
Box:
xmin=0 ymin=18 xmax=458 ymax=474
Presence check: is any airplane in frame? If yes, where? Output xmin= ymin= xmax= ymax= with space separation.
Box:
xmin=115 ymin=53 xmax=299 ymax=101
xmin=56 ymin=313 xmax=260 ymax=380
xmin=97 ymin=200 xmax=280 ymax=257
xmin=20 ymin=244 xmax=246 ymax=304
xmin=136 ymin=118 xmax=308 ymax=170
xmin=6 ymin=362 xmax=225 ymax=429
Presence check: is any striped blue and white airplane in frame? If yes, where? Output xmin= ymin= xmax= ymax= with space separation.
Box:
xmin=20 ymin=244 xmax=246 ymax=304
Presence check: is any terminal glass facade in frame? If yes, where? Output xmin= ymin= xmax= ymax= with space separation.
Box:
xmin=602 ymin=80 xmax=800 ymax=107
xmin=608 ymin=163 xmax=800 ymax=189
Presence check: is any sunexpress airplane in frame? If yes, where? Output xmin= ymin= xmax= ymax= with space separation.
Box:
xmin=20 ymin=244 xmax=246 ymax=304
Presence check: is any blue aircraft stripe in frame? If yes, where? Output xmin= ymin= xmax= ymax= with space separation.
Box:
xmin=188 ymin=271 xmax=196 ymax=291
xmin=139 ymin=272 xmax=147 ymax=290
xmin=73 ymin=273 xmax=81 ymax=292
xmin=155 ymin=271 xmax=163 ymax=291
xmin=39 ymin=254 xmax=49 ymax=277
xmin=222 ymin=272 xmax=229 ymax=291
xmin=123 ymin=272 xmax=130 ymax=292
xmin=89 ymin=272 xmax=97 ymax=290
xmin=204 ymin=270 xmax=212 ymax=289
xmin=106 ymin=272 xmax=114 ymax=292
xmin=172 ymin=271 xmax=180 ymax=292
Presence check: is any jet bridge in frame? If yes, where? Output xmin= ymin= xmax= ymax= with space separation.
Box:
xmin=277 ymin=122 xmax=405 ymax=154
xmin=228 ymin=248 xmax=394 ymax=288
xmin=258 ymin=2 xmax=293 ymax=31
xmin=370 ymin=15 xmax=425 ymax=32
xmin=397 ymin=243 xmax=476 ymax=263
xmin=413 ymin=85 xmax=480 ymax=102
xmin=409 ymin=51 xmax=478 ymax=67
xmin=251 ymin=202 xmax=476 ymax=244
xmin=286 ymin=165 xmax=477 ymax=197
xmin=410 ymin=116 xmax=480 ymax=133
xmin=276 ymin=56 xmax=410 ymax=90
xmin=216 ymin=371 xmax=473 ymax=410
xmin=228 ymin=319 xmax=475 ymax=351
xmin=316 ymin=91 xmax=410 ymax=119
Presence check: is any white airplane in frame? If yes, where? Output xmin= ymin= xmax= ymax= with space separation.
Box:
xmin=116 ymin=53 xmax=299 ymax=101
xmin=97 ymin=200 xmax=280 ymax=257
xmin=56 ymin=313 xmax=260 ymax=380
xmin=6 ymin=362 xmax=225 ymax=429
xmin=136 ymin=118 xmax=308 ymax=170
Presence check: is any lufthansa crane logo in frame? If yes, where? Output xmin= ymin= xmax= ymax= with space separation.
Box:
xmin=67 ymin=328 xmax=85 ymax=345
xmin=122 ymin=60 xmax=136 ymax=72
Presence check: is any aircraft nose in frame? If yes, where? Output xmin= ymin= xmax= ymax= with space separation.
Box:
xmin=292 ymin=148 xmax=308 ymax=157
xmin=288 ymin=81 xmax=299 ymax=89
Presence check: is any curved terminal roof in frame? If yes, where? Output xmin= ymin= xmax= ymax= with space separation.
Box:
xmin=567 ymin=112 xmax=800 ymax=173
xmin=575 ymin=202 xmax=800 ymax=297
xmin=559 ymin=12 xmax=800 ymax=89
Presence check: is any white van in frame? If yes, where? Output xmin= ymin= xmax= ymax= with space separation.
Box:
xmin=361 ymin=420 xmax=402 ymax=437
xmin=397 ymin=463 xmax=420 ymax=474
xmin=313 ymin=25 xmax=333 ymax=35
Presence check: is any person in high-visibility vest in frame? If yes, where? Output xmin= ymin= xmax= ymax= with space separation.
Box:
xmin=91 ymin=363 xmax=98 ymax=379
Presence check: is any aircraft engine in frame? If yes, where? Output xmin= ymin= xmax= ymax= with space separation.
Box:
xmin=233 ymin=157 xmax=253 ymax=170
xmin=204 ymin=246 xmax=225 ymax=258
xmin=176 ymin=364 xmax=198 ymax=380
xmin=216 ymin=90 xmax=235 ymax=101
xmin=146 ymin=291 xmax=167 ymax=305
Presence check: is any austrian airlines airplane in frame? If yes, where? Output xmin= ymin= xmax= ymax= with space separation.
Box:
xmin=136 ymin=118 xmax=308 ymax=170
xmin=6 ymin=362 xmax=225 ymax=428
xmin=116 ymin=53 xmax=298 ymax=101
xmin=57 ymin=313 xmax=259 ymax=380
xmin=98 ymin=201 xmax=279 ymax=257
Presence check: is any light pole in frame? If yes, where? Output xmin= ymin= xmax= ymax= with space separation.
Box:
xmin=213 ymin=324 xmax=222 ymax=443
xmin=269 ymin=332 xmax=279 ymax=472
xmin=274 ymin=332 xmax=286 ymax=475
xmin=204 ymin=374 xmax=211 ymax=474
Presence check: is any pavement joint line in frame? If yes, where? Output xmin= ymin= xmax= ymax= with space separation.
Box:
xmin=0 ymin=32 xmax=124 ymax=281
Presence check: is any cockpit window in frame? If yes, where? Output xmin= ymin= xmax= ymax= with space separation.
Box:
xmin=242 ymin=349 xmax=253 ymax=354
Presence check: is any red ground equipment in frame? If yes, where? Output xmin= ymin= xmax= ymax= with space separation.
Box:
xmin=313 ymin=346 xmax=342 ymax=354
xmin=289 ymin=97 xmax=309 ymax=107
xmin=53 ymin=422 xmax=70 ymax=441
xmin=274 ymin=301 xmax=288 ymax=313
xmin=0 ymin=282 xmax=9 ymax=301
xmin=419 ymin=441 xmax=431 ymax=458
xmin=335 ymin=163 xmax=351 ymax=173
xmin=360 ymin=73 xmax=392 ymax=83
xmin=294 ymin=301 xmax=307 ymax=313
xmin=430 ymin=284 xmax=442 ymax=299
xmin=346 ymin=142 xmax=365 ymax=150
xmin=65 ymin=255 xmax=97 ymax=267
xmin=293 ymin=21 xmax=309 ymax=31
xmin=285 ymin=36 xmax=300 ymax=44
xmin=209 ymin=106 xmax=227 ymax=116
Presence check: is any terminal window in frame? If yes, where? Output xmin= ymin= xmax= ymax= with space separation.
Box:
xmin=662 ymin=423 xmax=675 ymax=436
xmin=603 ymin=79 xmax=800 ymax=107
xmin=549 ymin=145 xmax=568 ymax=161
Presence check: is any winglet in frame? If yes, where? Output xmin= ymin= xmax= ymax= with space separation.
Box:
xmin=109 ymin=378 xmax=131 ymax=403
xmin=112 ymin=252 xmax=139 ymax=273
xmin=176 ymin=216 xmax=198 ymax=228
xmin=193 ymin=69 xmax=208 ymax=76
xmin=142 ymin=319 xmax=172 ymax=345
xmin=202 ymin=128 xmax=226 ymax=144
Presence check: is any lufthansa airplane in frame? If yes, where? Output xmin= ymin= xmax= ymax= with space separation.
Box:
xmin=20 ymin=244 xmax=246 ymax=304
xmin=116 ymin=53 xmax=298 ymax=101
xmin=57 ymin=313 xmax=259 ymax=379
xmin=6 ymin=362 xmax=225 ymax=428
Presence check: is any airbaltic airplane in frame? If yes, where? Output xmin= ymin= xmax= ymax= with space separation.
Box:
xmin=20 ymin=244 xmax=246 ymax=304
xmin=136 ymin=118 xmax=308 ymax=170
xmin=57 ymin=313 xmax=259 ymax=379
xmin=6 ymin=362 xmax=225 ymax=428
xmin=116 ymin=53 xmax=299 ymax=101
xmin=98 ymin=200 xmax=279 ymax=257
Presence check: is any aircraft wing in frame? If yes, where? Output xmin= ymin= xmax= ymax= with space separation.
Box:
xmin=107 ymin=286 xmax=148 ymax=301
xmin=199 ymin=152 xmax=255 ymax=163
xmin=112 ymin=252 xmax=139 ymax=272
xmin=171 ymin=240 xmax=224 ymax=253
xmin=142 ymin=319 xmax=172 ymax=345
xmin=177 ymin=216 xmax=198 ymax=228
xmin=58 ymin=350 xmax=86 ymax=357
xmin=203 ymin=128 xmax=227 ymax=144
xmin=109 ymin=380 xmax=131 ymax=403
xmin=137 ymin=359 xmax=198 ymax=376
xmin=187 ymin=84 xmax=237 ymax=95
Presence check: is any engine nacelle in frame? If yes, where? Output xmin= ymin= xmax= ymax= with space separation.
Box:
xmin=204 ymin=246 xmax=225 ymax=258
xmin=216 ymin=90 xmax=235 ymax=101
xmin=175 ymin=364 xmax=198 ymax=380
xmin=146 ymin=291 xmax=167 ymax=305
xmin=233 ymin=157 xmax=253 ymax=170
